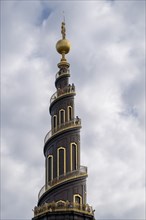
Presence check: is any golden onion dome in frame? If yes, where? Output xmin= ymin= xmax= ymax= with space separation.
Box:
xmin=56 ymin=39 xmax=70 ymax=54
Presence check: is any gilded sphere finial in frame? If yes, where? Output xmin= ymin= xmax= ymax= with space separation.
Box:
xmin=56 ymin=39 xmax=70 ymax=55
xmin=56 ymin=22 xmax=71 ymax=60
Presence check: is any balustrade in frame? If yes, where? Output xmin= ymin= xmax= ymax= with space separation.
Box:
xmin=50 ymin=84 xmax=75 ymax=104
xmin=33 ymin=200 xmax=94 ymax=217
xmin=55 ymin=69 xmax=70 ymax=79
xmin=38 ymin=166 xmax=87 ymax=199
xmin=44 ymin=117 xmax=81 ymax=144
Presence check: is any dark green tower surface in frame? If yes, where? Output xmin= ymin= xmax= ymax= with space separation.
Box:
xmin=32 ymin=22 xmax=95 ymax=220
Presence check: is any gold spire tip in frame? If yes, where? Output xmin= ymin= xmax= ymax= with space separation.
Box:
xmin=62 ymin=11 xmax=65 ymax=23
xmin=61 ymin=21 xmax=66 ymax=39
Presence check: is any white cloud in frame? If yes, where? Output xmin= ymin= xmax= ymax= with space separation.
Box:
xmin=1 ymin=0 xmax=145 ymax=219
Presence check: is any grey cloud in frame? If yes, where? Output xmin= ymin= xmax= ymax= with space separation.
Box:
xmin=1 ymin=1 xmax=145 ymax=220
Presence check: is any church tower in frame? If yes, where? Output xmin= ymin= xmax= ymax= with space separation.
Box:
xmin=32 ymin=22 xmax=95 ymax=220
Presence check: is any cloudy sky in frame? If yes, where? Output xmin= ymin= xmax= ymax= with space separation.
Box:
xmin=1 ymin=0 xmax=145 ymax=220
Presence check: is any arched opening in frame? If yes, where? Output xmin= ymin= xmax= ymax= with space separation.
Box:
xmin=73 ymin=194 xmax=82 ymax=205
xmin=70 ymin=143 xmax=77 ymax=171
xmin=47 ymin=155 xmax=53 ymax=182
xmin=57 ymin=147 xmax=66 ymax=177
xmin=56 ymin=200 xmax=66 ymax=208
xmin=68 ymin=106 xmax=72 ymax=121
xmin=59 ymin=109 xmax=65 ymax=125
xmin=56 ymin=200 xmax=66 ymax=205
xmin=53 ymin=115 xmax=57 ymax=131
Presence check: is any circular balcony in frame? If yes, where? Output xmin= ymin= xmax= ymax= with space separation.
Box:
xmin=33 ymin=200 xmax=94 ymax=218
xmin=44 ymin=117 xmax=81 ymax=145
xmin=55 ymin=69 xmax=70 ymax=80
xmin=38 ymin=165 xmax=87 ymax=200
xmin=50 ymin=84 xmax=75 ymax=105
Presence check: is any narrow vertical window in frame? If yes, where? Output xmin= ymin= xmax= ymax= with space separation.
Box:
xmin=70 ymin=143 xmax=77 ymax=171
xmin=47 ymin=155 xmax=53 ymax=182
xmin=57 ymin=147 xmax=66 ymax=177
xmin=59 ymin=109 xmax=65 ymax=125
xmin=53 ymin=115 xmax=57 ymax=131
xmin=45 ymin=157 xmax=47 ymax=187
xmin=68 ymin=106 xmax=72 ymax=121
xmin=59 ymin=149 xmax=64 ymax=176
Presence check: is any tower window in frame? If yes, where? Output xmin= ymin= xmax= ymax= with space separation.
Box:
xmin=53 ymin=115 xmax=57 ymax=130
xmin=68 ymin=106 xmax=72 ymax=121
xmin=70 ymin=143 xmax=78 ymax=171
xmin=47 ymin=155 xmax=53 ymax=183
xmin=59 ymin=109 xmax=65 ymax=125
xmin=57 ymin=147 xmax=66 ymax=177
xmin=73 ymin=194 xmax=82 ymax=205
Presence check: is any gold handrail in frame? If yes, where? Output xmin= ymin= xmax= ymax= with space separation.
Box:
xmin=33 ymin=200 xmax=94 ymax=217
xmin=38 ymin=165 xmax=87 ymax=199
xmin=55 ymin=68 xmax=70 ymax=79
xmin=44 ymin=117 xmax=81 ymax=144
xmin=50 ymin=84 xmax=75 ymax=104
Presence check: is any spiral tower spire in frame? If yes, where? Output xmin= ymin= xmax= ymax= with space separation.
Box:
xmin=32 ymin=21 xmax=95 ymax=220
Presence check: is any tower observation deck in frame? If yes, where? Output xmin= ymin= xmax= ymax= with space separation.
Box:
xmin=32 ymin=22 xmax=95 ymax=220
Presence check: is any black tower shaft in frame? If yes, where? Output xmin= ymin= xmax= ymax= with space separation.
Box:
xmin=39 ymin=62 xmax=87 ymax=205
